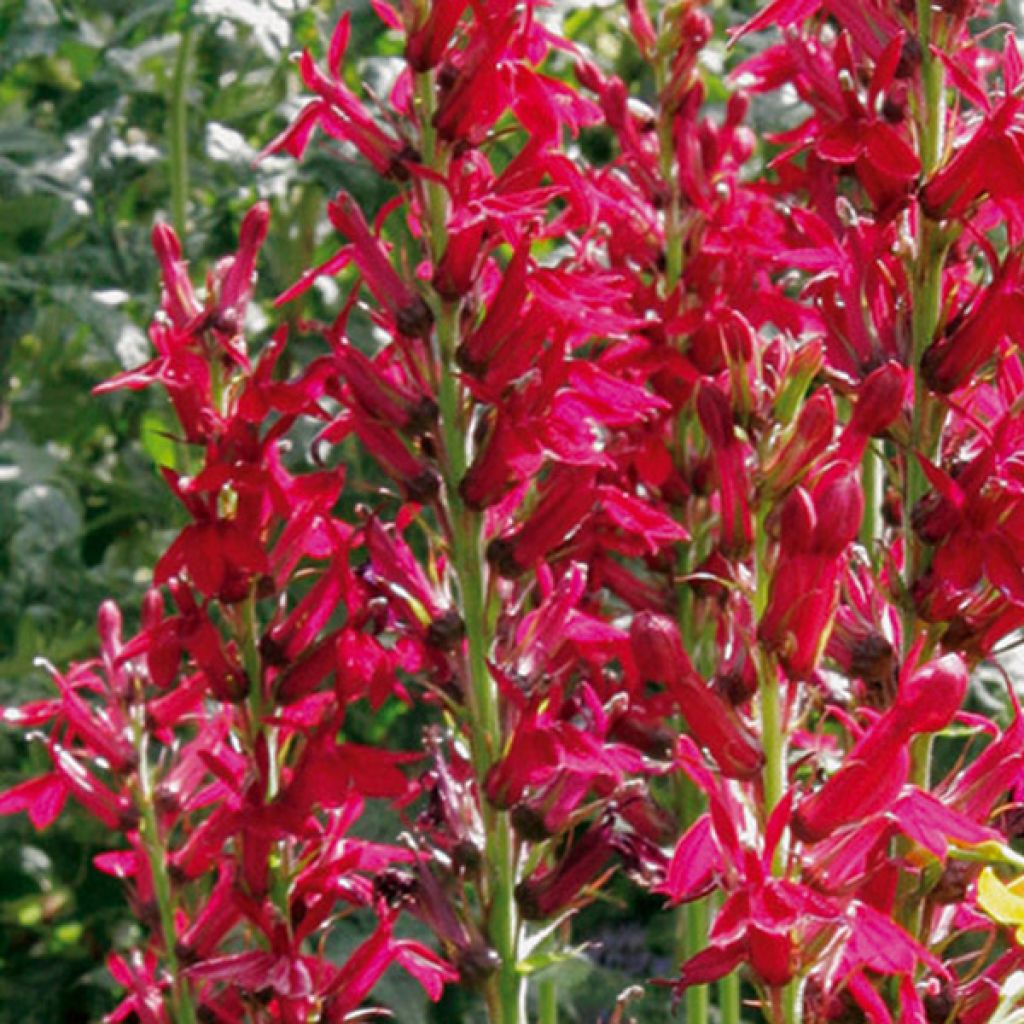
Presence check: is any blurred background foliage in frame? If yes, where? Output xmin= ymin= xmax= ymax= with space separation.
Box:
xmin=0 ymin=0 xmax=782 ymax=1020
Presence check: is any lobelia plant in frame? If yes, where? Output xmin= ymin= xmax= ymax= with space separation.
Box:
xmin=9 ymin=1 xmax=1024 ymax=1022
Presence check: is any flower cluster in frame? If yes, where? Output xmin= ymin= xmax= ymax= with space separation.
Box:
xmin=7 ymin=2 xmax=1024 ymax=1023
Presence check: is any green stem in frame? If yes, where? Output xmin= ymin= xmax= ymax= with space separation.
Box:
xmin=859 ymin=441 xmax=880 ymax=557
xmin=437 ymin=306 xmax=522 ymax=1024
xmin=781 ymin=980 xmax=802 ymax=1024
xmin=673 ymin=523 xmax=713 ymax=1024
xmin=903 ymin=215 xmax=945 ymax=656
xmin=719 ymin=966 xmax=742 ymax=1024
xmin=654 ymin=64 xmax=683 ymax=297
xmin=133 ymin=718 xmax=197 ymax=1024
xmin=168 ymin=25 xmax=195 ymax=238
xmin=538 ymin=976 xmax=558 ymax=1024
xmin=757 ymin=648 xmax=800 ymax=1024
xmin=671 ymin=777 xmax=709 ymax=1021
xmin=755 ymin=501 xmax=798 ymax=1022
xmin=757 ymin=648 xmax=786 ymax=866
xmin=904 ymin=0 xmax=947 ymax=645
xmin=915 ymin=0 xmax=945 ymax=175
xmin=240 ymin=590 xmax=278 ymax=802
xmin=656 ymin=38 xmax=716 ymax=1024
xmin=887 ymin=3 xmax=950 ymax=971
xmin=905 ymin=0 xmax=948 ymax=777
xmin=415 ymin=68 xmax=523 ymax=1024
xmin=684 ymin=898 xmax=710 ymax=1023
xmin=413 ymin=72 xmax=448 ymax=258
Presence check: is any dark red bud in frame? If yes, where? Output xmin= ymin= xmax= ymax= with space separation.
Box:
xmin=631 ymin=612 xmax=694 ymax=683
xmin=895 ymin=653 xmax=967 ymax=734
xmin=811 ymin=464 xmax=862 ymax=557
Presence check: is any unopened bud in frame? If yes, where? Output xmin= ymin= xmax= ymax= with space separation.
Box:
xmin=810 ymin=463 xmax=863 ymax=557
xmin=631 ymin=612 xmax=693 ymax=684
xmin=895 ymin=653 xmax=968 ymax=734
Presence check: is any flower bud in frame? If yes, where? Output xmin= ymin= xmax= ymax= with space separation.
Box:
xmin=810 ymin=463 xmax=863 ymax=557
xmin=894 ymin=653 xmax=968 ymax=734
xmin=630 ymin=612 xmax=694 ymax=683
xmin=762 ymin=389 xmax=835 ymax=496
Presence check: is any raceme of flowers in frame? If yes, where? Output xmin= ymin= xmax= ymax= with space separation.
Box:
xmin=6 ymin=1 xmax=1024 ymax=1022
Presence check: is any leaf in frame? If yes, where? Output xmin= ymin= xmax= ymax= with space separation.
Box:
xmin=140 ymin=411 xmax=178 ymax=470
xmin=516 ymin=946 xmax=590 ymax=976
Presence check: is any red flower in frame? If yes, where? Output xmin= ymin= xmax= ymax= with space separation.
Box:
xmin=631 ymin=613 xmax=763 ymax=780
xmin=793 ymin=654 xmax=967 ymax=843
xmin=758 ymin=462 xmax=863 ymax=677
xmin=261 ymin=14 xmax=411 ymax=179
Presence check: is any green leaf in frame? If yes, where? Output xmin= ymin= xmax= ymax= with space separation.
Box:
xmin=516 ymin=946 xmax=590 ymax=977
xmin=140 ymin=411 xmax=177 ymax=470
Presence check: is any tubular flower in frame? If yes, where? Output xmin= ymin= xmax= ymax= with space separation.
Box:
xmin=758 ymin=462 xmax=863 ymax=678
xmin=793 ymin=654 xmax=968 ymax=843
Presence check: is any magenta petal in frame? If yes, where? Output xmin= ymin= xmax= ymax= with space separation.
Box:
xmin=659 ymin=815 xmax=720 ymax=904
xmin=675 ymin=938 xmax=747 ymax=989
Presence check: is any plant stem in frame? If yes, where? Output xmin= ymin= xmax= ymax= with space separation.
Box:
xmin=904 ymin=0 xmax=947 ymax=639
xmin=415 ymin=68 xmax=524 ymax=1024
xmin=656 ymin=41 xmax=717 ymax=1024
xmin=133 ymin=715 xmax=197 ymax=1024
xmin=413 ymin=72 xmax=448 ymax=259
xmin=670 ymin=775 xmax=709 ymax=1022
xmin=757 ymin=648 xmax=786 ymax=870
xmin=240 ymin=590 xmax=278 ymax=802
xmin=719 ymin=966 xmax=742 ymax=1024
xmin=905 ymin=0 xmax=948 ymax=771
xmin=915 ymin=0 xmax=945 ymax=176
xmin=436 ymin=302 xmax=523 ymax=1024
xmin=655 ymin=64 xmax=683 ymax=297
xmin=538 ymin=976 xmax=558 ymax=1024
xmin=755 ymin=498 xmax=798 ymax=1022
xmin=756 ymin=646 xmax=800 ymax=1024
xmin=859 ymin=441 xmax=880 ymax=559
xmin=168 ymin=24 xmax=194 ymax=238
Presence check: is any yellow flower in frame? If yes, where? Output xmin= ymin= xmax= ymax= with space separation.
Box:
xmin=977 ymin=867 xmax=1024 ymax=944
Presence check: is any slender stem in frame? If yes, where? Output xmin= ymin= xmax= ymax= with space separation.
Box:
xmin=415 ymin=67 xmax=523 ymax=1024
xmin=915 ymin=0 xmax=945 ymax=175
xmin=538 ymin=975 xmax=558 ymax=1024
xmin=240 ymin=590 xmax=278 ymax=802
xmin=168 ymin=25 xmax=195 ymax=238
xmin=437 ymin=304 xmax=522 ymax=1024
xmin=133 ymin=715 xmax=197 ymax=1024
xmin=413 ymin=73 xmax=448 ymax=259
xmin=903 ymin=216 xmax=945 ymax=652
xmin=672 ymin=528 xmax=711 ymax=1022
xmin=889 ymin=4 xmax=950 ymax=970
xmin=755 ymin=498 xmax=798 ymax=1022
xmin=757 ymin=649 xmax=785 ymax=863
xmin=684 ymin=888 xmax=710 ymax=1022
xmin=435 ymin=303 xmax=499 ymax=772
xmin=670 ymin=776 xmax=710 ymax=1022
xmin=756 ymin=647 xmax=800 ymax=1024
xmin=781 ymin=979 xmax=802 ymax=1024
xmin=654 ymin=62 xmax=683 ymax=297
xmin=719 ymin=966 xmax=742 ymax=1024
xmin=904 ymin=0 xmax=947 ymax=647
xmin=905 ymin=0 xmax=948 ymax=773
xmin=656 ymin=39 xmax=717 ymax=1024
xmin=859 ymin=441 xmax=880 ymax=557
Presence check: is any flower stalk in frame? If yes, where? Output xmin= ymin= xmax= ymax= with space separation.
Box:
xmin=905 ymin=0 xmax=949 ymax=783
xmin=654 ymin=20 xmax=718 ymax=1024
xmin=168 ymin=23 xmax=194 ymax=237
xmin=414 ymin=64 xmax=524 ymax=1024
xmin=132 ymin=711 xmax=197 ymax=1024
